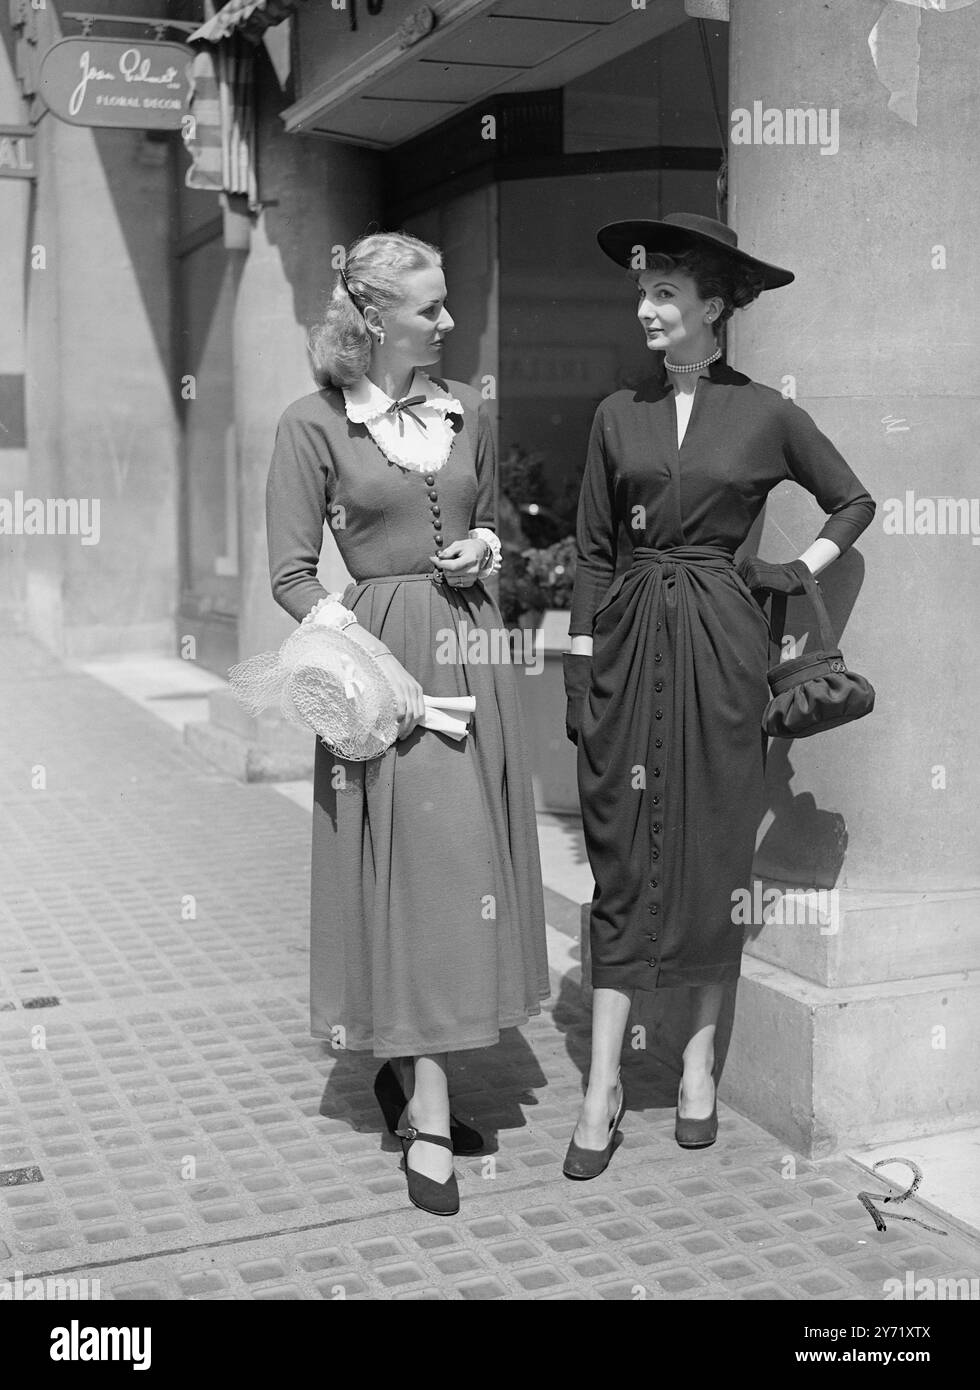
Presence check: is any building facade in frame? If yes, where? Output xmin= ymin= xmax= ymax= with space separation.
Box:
xmin=1 ymin=0 xmax=977 ymax=1154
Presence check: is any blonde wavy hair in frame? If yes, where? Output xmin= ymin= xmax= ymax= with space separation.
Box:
xmin=308 ymin=231 xmax=444 ymax=389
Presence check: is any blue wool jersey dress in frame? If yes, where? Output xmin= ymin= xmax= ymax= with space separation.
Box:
xmin=267 ymin=379 xmax=550 ymax=1055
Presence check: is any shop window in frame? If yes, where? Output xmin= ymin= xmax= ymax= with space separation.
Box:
xmin=496 ymin=165 xmax=719 ymax=624
xmin=495 ymin=24 xmax=727 ymax=624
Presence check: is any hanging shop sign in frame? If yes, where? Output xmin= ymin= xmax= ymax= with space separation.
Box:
xmin=0 ymin=127 xmax=36 ymax=180
xmin=38 ymin=38 xmax=191 ymax=130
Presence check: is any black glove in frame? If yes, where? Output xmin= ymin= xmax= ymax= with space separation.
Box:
xmin=737 ymin=556 xmax=809 ymax=597
xmin=562 ymin=653 xmax=592 ymax=746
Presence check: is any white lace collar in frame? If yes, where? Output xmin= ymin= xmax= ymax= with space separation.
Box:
xmin=343 ymin=369 xmax=464 ymax=473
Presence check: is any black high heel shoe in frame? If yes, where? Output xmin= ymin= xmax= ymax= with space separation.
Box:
xmin=395 ymin=1121 xmax=460 ymax=1216
xmin=374 ymin=1062 xmax=484 ymax=1156
xmin=675 ymin=1077 xmax=718 ymax=1149
xmin=562 ymin=1085 xmax=627 ymax=1180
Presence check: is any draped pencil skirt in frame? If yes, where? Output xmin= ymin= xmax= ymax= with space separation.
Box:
xmin=577 ymin=545 xmax=772 ymax=990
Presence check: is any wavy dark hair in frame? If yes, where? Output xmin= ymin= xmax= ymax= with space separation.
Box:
xmin=307 ymin=231 xmax=443 ymax=388
xmin=633 ymin=247 xmax=767 ymax=334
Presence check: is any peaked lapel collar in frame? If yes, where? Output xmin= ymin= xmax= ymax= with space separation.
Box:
xmin=632 ymin=361 xmax=676 ymax=470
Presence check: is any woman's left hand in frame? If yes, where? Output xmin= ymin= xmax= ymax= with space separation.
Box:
xmin=431 ymin=538 xmax=487 ymax=588
xmin=737 ymin=556 xmax=809 ymax=597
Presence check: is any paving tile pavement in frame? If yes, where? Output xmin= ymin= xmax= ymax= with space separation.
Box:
xmin=2 ymin=633 xmax=978 ymax=1300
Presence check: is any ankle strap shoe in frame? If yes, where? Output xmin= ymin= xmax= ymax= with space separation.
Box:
xmin=375 ymin=1062 xmax=484 ymax=1155
xmin=395 ymin=1123 xmax=460 ymax=1216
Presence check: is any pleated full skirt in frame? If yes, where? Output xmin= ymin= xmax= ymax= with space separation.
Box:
xmin=309 ymin=575 xmax=550 ymax=1056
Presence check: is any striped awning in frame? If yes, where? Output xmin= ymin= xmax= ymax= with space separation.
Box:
xmin=183 ymin=2 xmax=301 ymax=208
xmin=188 ymin=0 xmax=299 ymax=46
xmin=183 ymin=34 xmax=260 ymax=209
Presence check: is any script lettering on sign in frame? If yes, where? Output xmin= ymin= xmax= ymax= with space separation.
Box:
xmin=39 ymin=39 xmax=190 ymax=131
xmin=70 ymin=48 xmax=181 ymax=115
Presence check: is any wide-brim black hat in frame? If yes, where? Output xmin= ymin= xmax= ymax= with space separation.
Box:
xmin=597 ymin=212 xmax=794 ymax=290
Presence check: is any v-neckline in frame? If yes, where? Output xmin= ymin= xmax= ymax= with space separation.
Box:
xmin=670 ymin=376 xmax=704 ymax=454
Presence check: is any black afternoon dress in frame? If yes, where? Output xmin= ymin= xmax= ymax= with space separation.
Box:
xmin=569 ymin=354 xmax=875 ymax=991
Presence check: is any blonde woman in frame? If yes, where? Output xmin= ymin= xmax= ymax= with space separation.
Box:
xmin=266 ymin=232 xmax=549 ymax=1215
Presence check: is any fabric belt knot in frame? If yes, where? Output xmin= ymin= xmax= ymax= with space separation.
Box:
xmin=630 ymin=545 xmax=735 ymax=579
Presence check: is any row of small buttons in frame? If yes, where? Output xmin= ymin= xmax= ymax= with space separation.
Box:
xmin=647 ymin=615 xmax=666 ymax=967
xmin=424 ymin=471 xmax=444 ymax=549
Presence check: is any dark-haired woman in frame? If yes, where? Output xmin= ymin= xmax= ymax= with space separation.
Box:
xmin=266 ymin=231 xmax=549 ymax=1214
xmin=561 ymin=214 xmax=875 ymax=1176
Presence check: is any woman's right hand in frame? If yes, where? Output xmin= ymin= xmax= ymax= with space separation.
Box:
xmin=375 ymin=654 xmax=425 ymax=740
xmin=562 ymin=653 xmax=593 ymax=746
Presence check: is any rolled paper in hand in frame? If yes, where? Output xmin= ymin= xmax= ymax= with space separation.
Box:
xmin=421 ymin=695 xmax=476 ymax=741
xmin=424 ymin=696 xmax=476 ymax=713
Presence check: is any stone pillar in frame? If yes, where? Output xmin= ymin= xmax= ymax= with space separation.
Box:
xmin=185 ymin=56 xmax=382 ymax=780
xmin=22 ymin=116 xmax=179 ymax=658
xmin=721 ymin=0 xmax=980 ymax=1153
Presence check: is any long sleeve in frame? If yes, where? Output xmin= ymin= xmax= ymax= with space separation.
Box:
xmin=266 ymin=403 xmax=335 ymax=623
xmin=779 ymin=398 xmax=876 ymax=554
xmin=468 ymin=400 xmax=502 ymax=575
xmin=469 ymin=400 xmax=497 ymax=531
xmin=569 ymin=403 xmax=619 ymax=637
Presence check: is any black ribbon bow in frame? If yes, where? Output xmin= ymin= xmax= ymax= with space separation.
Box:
xmin=384 ymin=394 xmax=428 ymax=434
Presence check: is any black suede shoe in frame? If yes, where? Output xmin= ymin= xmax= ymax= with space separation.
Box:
xmin=675 ymin=1081 xmax=718 ymax=1149
xmin=562 ymin=1087 xmax=627 ymax=1180
xmin=374 ymin=1062 xmax=484 ymax=1155
xmin=395 ymin=1123 xmax=459 ymax=1216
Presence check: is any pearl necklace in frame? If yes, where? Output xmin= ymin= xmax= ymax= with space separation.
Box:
xmin=664 ymin=347 xmax=722 ymax=373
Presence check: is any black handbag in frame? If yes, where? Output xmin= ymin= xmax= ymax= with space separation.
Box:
xmin=763 ymin=560 xmax=875 ymax=738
